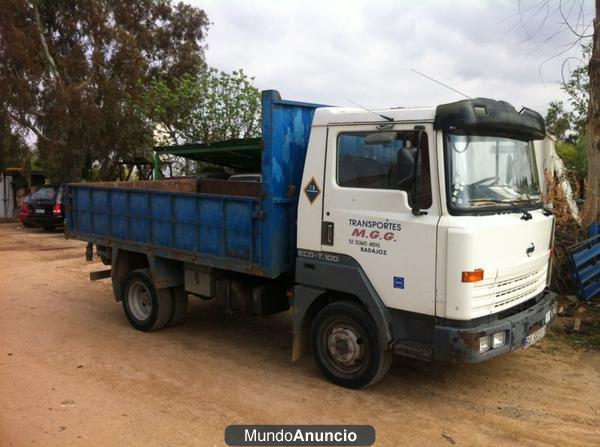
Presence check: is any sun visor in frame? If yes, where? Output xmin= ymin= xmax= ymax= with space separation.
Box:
xmin=434 ymin=98 xmax=546 ymax=141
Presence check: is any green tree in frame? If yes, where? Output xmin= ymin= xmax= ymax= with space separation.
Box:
xmin=0 ymin=0 xmax=209 ymax=182
xmin=0 ymin=111 xmax=29 ymax=170
xmin=546 ymin=43 xmax=590 ymax=140
xmin=545 ymin=42 xmax=591 ymax=181
xmin=137 ymin=67 xmax=261 ymax=147
xmin=555 ymin=139 xmax=588 ymax=180
xmin=545 ymin=100 xmax=574 ymax=142
xmin=563 ymin=42 xmax=591 ymax=132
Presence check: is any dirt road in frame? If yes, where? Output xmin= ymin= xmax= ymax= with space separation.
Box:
xmin=0 ymin=223 xmax=599 ymax=446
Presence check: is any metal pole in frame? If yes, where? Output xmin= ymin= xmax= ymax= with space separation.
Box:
xmin=2 ymin=173 xmax=7 ymax=219
xmin=153 ymin=151 xmax=161 ymax=180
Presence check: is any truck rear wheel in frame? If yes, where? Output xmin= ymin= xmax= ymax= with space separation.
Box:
xmin=122 ymin=268 xmax=172 ymax=331
xmin=167 ymin=286 xmax=188 ymax=327
xmin=311 ymin=301 xmax=392 ymax=389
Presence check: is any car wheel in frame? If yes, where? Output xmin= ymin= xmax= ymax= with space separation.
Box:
xmin=122 ymin=268 xmax=172 ymax=331
xmin=311 ymin=300 xmax=392 ymax=389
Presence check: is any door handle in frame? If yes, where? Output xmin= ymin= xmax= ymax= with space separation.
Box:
xmin=321 ymin=221 xmax=334 ymax=246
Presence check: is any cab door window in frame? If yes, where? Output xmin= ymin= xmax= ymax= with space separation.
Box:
xmin=336 ymin=131 xmax=432 ymax=208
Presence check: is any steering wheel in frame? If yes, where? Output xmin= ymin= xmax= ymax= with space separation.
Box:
xmin=470 ymin=176 xmax=499 ymax=187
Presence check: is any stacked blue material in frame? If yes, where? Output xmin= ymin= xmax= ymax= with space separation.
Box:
xmin=588 ymin=221 xmax=600 ymax=238
xmin=568 ymin=233 xmax=600 ymax=300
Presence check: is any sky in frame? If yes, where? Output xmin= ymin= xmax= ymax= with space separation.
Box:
xmin=187 ymin=0 xmax=593 ymax=115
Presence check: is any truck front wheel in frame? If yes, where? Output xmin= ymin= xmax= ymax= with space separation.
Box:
xmin=122 ymin=269 xmax=173 ymax=331
xmin=311 ymin=301 xmax=392 ymax=388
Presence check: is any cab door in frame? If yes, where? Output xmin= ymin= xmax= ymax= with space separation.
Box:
xmin=320 ymin=124 xmax=440 ymax=316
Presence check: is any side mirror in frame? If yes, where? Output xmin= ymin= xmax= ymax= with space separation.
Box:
xmin=396 ymin=147 xmax=416 ymax=191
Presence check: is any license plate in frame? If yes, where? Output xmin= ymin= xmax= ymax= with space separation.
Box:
xmin=35 ymin=208 xmax=45 ymax=214
xmin=524 ymin=326 xmax=546 ymax=348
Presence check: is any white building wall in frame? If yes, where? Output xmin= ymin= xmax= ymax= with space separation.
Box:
xmin=0 ymin=173 xmax=15 ymax=219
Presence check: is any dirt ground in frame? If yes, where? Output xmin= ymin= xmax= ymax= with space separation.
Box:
xmin=0 ymin=223 xmax=599 ymax=447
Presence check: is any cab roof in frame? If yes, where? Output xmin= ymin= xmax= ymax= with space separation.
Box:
xmin=311 ymin=106 xmax=436 ymax=126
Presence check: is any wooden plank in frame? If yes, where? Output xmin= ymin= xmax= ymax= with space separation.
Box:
xmin=89 ymin=269 xmax=111 ymax=281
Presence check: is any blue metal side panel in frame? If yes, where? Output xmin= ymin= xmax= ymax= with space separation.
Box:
xmin=112 ymin=190 xmax=128 ymax=240
xmin=130 ymin=192 xmax=148 ymax=242
xmin=74 ymin=187 xmax=91 ymax=234
xmin=260 ymin=90 xmax=325 ymax=277
xmin=92 ymin=189 xmax=109 ymax=235
xmin=151 ymin=194 xmax=171 ymax=246
xmin=173 ymin=195 xmax=196 ymax=251
xmin=66 ymin=185 xmax=264 ymax=276
xmin=198 ymin=198 xmax=221 ymax=256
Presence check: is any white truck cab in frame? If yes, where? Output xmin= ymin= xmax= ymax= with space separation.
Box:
xmin=293 ymin=98 xmax=557 ymax=388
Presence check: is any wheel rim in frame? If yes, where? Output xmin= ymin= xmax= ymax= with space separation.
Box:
xmin=128 ymin=281 xmax=152 ymax=321
xmin=323 ymin=322 xmax=366 ymax=373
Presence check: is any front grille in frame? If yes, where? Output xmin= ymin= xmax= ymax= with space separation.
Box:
xmin=472 ymin=266 xmax=547 ymax=316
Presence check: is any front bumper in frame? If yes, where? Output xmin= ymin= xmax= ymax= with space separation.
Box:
xmin=433 ymin=290 xmax=558 ymax=362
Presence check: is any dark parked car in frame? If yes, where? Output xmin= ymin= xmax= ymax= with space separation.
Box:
xmin=24 ymin=185 xmax=65 ymax=231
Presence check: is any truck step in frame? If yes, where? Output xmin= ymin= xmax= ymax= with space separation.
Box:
xmin=392 ymin=340 xmax=433 ymax=360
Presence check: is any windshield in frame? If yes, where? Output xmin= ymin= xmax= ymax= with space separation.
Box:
xmin=446 ymin=134 xmax=541 ymax=211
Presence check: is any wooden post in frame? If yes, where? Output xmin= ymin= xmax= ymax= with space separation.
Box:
xmin=585 ymin=0 xmax=600 ymax=221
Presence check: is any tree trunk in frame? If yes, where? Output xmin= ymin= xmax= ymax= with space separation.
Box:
xmin=586 ymin=2 xmax=600 ymax=222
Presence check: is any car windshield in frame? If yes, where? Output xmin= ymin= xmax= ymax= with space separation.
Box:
xmin=446 ymin=134 xmax=541 ymax=211
xmin=31 ymin=187 xmax=57 ymax=201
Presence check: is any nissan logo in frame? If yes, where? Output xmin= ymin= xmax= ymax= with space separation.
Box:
xmin=526 ymin=243 xmax=535 ymax=257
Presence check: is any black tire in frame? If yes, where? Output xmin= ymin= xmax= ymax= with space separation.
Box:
xmin=167 ymin=286 xmax=188 ymax=327
xmin=311 ymin=301 xmax=392 ymax=389
xmin=122 ymin=268 xmax=172 ymax=331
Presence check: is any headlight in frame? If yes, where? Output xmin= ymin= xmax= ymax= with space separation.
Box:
xmin=479 ymin=335 xmax=491 ymax=353
xmin=479 ymin=332 xmax=507 ymax=353
xmin=492 ymin=331 xmax=506 ymax=349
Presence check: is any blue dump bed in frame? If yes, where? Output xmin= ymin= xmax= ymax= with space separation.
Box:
xmin=65 ymin=91 xmax=324 ymax=278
